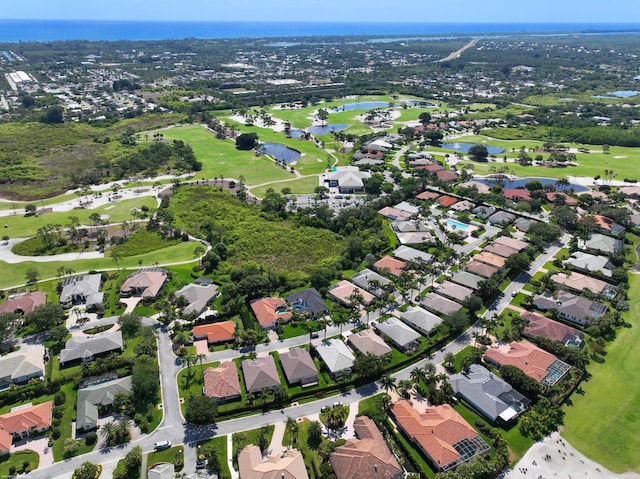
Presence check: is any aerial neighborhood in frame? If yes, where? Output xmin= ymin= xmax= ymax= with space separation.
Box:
xmin=0 ymin=24 xmax=639 ymax=479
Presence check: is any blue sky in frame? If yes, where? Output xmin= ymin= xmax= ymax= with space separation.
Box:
xmin=2 ymin=0 xmax=639 ymax=23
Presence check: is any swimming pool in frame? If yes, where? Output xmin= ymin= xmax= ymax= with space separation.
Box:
xmin=446 ymin=219 xmax=470 ymax=230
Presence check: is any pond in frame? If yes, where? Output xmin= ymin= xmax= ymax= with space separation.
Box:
xmin=308 ymin=124 xmax=351 ymax=135
xmin=258 ymin=143 xmax=301 ymax=163
xmin=332 ymin=101 xmax=389 ymax=111
xmin=286 ymin=129 xmax=308 ymax=139
xmin=441 ymin=142 xmax=505 ymax=155
xmin=405 ymin=99 xmax=436 ymax=107
xmin=593 ymin=90 xmax=639 ymax=99
xmin=476 ymin=176 xmax=590 ymax=193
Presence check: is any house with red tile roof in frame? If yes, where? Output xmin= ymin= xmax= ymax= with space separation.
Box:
xmin=483 ymin=340 xmax=571 ymax=385
xmin=0 ymin=291 xmax=46 ymax=315
xmin=203 ymin=361 xmax=241 ymax=403
xmin=238 ymin=445 xmax=308 ymax=479
xmin=391 ymin=400 xmax=489 ymax=472
xmin=0 ymin=401 xmax=53 ymax=453
xmin=120 ymin=268 xmax=167 ymax=298
xmin=416 ymin=191 xmax=440 ymax=201
xmin=521 ymin=311 xmax=583 ymax=347
xmin=584 ymin=214 xmax=625 ymax=235
xmin=193 ymin=320 xmax=236 ymax=345
xmin=503 ymin=189 xmax=531 ymax=201
xmin=328 ymin=281 xmax=375 ymax=307
xmin=249 ymin=297 xmax=291 ymax=330
xmin=436 ymin=170 xmax=459 ymax=182
xmin=373 ymin=256 xmax=407 ymax=277
xmin=347 ymin=329 xmax=392 ymax=357
xmin=330 ymin=416 xmax=403 ymax=479
xmin=437 ymin=195 xmax=458 ymax=208
xmin=546 ymin=191 xmax=578 ymax=207
xmin=464 ymin=260 xmax=499 ymax=278
xmin=473 ymin=252 xmax=507 ymax=269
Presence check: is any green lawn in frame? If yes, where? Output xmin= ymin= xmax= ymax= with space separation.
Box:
xmin=250 ymin=176 xmax=321 ymax=198
xmin=197 ymin=436 xmax=231 ymax=479
xmin=561 ymin=272 xmax=640 ymax=473
xmin=0 ymin=240 xmax=197 ymax=290
xmin=157 ymin=125 xmax=294 ymax=185
xmin=0 ymin=450 xmax=39 ymax=476
xmin=148 ymin=445 xmax=184 ymax=472
xmin=177 ymin=361 xmax=220 ymax=399
xmin=2 ymin=196 xmax=157 ymax=239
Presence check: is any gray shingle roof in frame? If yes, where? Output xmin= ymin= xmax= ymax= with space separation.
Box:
xmin=315 ymin=339 xmax=355 ymax=374
xmin=175 ymin=282 xmax=218 ymax=315
xmin=279 ymin=348 xmax=318 ymax=384
xmin=286 ymin=288 xmax=329 ymax=317
xmin=241 ymin=356 xmax=281 ymax=393
xmin=450 ymin=365 xmax=530 ymax=422
xmin=399 ymin=306 xmax=443 ymax=336
xmin=60 ymin=331 xmax=123 ymax=365
xmin=375 ymin=318 xmax=421 ymax=349
xmin=76 ymin=376 xmax=132 ymax=430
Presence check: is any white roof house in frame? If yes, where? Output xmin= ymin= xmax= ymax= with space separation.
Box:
xmin=315 ymin=339 xmax=355 ymax=378
xmin=399 ymin=306 xmax=443 ymax=336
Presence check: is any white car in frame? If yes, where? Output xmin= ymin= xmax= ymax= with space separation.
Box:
xmin=154 ymin=440 xmax=171 ymax=451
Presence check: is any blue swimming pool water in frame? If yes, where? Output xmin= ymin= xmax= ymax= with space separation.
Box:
xmin=446 ymin=219 xmax=470 ymax=230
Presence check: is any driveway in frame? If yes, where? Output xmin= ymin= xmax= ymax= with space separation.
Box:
xmin=12 ymin=436 xmax=53 ymax=468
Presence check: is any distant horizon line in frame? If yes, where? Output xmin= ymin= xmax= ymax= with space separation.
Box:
xmin=3 ymin=19 xmax=640 ymax=25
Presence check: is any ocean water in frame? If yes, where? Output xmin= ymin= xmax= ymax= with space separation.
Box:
xmin=0 ymin=20 xmax=638 ymax=43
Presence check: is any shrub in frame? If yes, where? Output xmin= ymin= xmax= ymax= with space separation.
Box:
xmin=51 ymin=427 xmax=61 ymax=440
xmin=53 ymin=405 xmax=65 ymax=419
xmin=54 ymin=391 xmax=66 ymax=406
xmin=85 ymin=431 xmax=98 ymax=446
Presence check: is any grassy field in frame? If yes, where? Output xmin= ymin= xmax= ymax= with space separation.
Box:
xmin=177 ymin=361 xmax=220 ymax=399
xmin=0 ymin=240 xmax=197 ymax=289
xmin=561 ymin=271 xmax=640 ymax=473
xmin=0 ymin=450 xmax=39 ymax=476
xmin=157 ymin=125 xmax=294 ymax=185
xmin=1 ymin=196 xmax=157 ymax=239
xmin=197 ymin=436 xmax=231 ymax=479
xmin=148 ymin=445 xmax=184 ymax=472
xmin=249 ymin=176 xmax=321 ymax=198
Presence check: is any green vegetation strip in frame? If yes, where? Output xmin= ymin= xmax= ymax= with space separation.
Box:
xmin=562 ymin=272 xmax=640 ymax=473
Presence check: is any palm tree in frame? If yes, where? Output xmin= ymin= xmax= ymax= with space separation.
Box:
xmin=379 ymin=373 xmax=396 ymax=393
xmin=196 ymin=353 xmax=206 ymax=378
xmin=116 ymin=418 xmax=133 ymax=442
xmin=396 ymin=379 xmax=413 ymax=398
xmin=111 ymin=253 xmax=122 ymax=271
xmin=308 ymin=420 xmax=323 ymax=443
xmin=100 ymin=421 xmax=116 ymax=446
xmin=285 ymin=416 xmax=299 ymax=447
xmin=444 ymin=352 xmax=456 ymax=369
xmin=233 ymin=432 xmax=249 ymax=458
xmin=410 ymin=366 xmax=426 ymax=385
xmin=380 ymin=393 xmax=392 ymax=411
xmin=423 ymin=362 xmax=437 ymax=383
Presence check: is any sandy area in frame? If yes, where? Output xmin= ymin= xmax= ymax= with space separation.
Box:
xmin=229 ymin=114 xmax=288 ymax=132
xmin=504 ymin=432 xmax=640 ymax=479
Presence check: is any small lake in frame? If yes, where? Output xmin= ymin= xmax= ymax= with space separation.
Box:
xmin=441 ymin=142 xmax=505 ymax=155
xmin=332 ymin=101 xmax=389 ymax=111
xmin=259 ymin=143 xmax=301 ymax=163
xmin=593 ymin=90 xmax=639 ymax=99
xmin=286 ymin=129 xmax=307 ymax=139
xmin=308 ymin=124 xmax=350 ymax=135
xmin=476 ymin=176 xmax=590 ymax=193
xmin=405 ymin=99 xmax=436 ymax=107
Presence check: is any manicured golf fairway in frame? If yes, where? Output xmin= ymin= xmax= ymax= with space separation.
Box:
xmin=562 ymin=272 xmax=640 ymax=473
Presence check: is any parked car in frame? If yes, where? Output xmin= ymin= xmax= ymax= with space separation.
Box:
xmin=196 ymin=459 xmax=207 ymax=470
xmin=154 ymin=440 xmax=171 ymax=451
